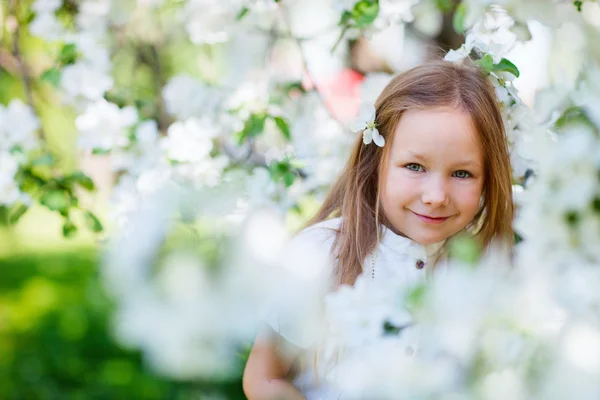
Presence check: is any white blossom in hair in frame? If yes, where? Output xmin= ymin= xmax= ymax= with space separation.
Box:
xmin=353 ymin=105 xmax=385 ymax=147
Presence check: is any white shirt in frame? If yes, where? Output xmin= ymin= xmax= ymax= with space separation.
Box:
xmin=265 ymin=217 xmax=446 ymax=400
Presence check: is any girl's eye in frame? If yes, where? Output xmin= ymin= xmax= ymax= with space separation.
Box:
xmin=405 ymin=163 xmax=424 ymax=172
xmin=453 ymin=170 xmax=471 ymax=179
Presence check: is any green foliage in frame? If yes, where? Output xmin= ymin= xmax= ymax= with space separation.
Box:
xmin=236 ymin=112 xmax=267 ymax=144
xmin=236 ymin=113 xmax=293 ymax=144
xmin=7 ymin=203 xmax=29 ymax=225
xmin=272 ymin=116 xmax=291 ymax=141
xmin=236 ymin=6 xmax=250 ymax=20
xmin=453 ymin=3 xmax=468 ymax=34
xmin=339 ymin=0 xmax=380 ymax=29
xmin=268 ymin=158 xmax=304 ymax=188
xmin=40 ymin=68 xmax=61 ymax=87
xmin=493 ymin=58 xmax=520 ymax=78
xmin=475 ymin=54 xmax=521 ymax=79
xmin=59 ymin=43 xmax=79 ymax=66
xmin=0 ymin=250 xmax=247 ymax=399
xmin=83 ymin=211 xmax=103 ymax=233
xmin=14 ymin=155 xmax=102 ymax=236
xmin=404 ymin=283 xmax=427 ymax=310
xmin=382 ymin=321 xmax=402 ymax=335
xmin=573 ymin=0 xmax=583 ymax=11
xmin=448 ymin=234 xmax=482 ymax=265
xmin=435 ymin=0 xmax=454 ymax=13
xmin=476 ymin=54 xmax=494 ymax=74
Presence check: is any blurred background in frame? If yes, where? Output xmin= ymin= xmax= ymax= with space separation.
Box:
xmin=1 ymin=0 xmax=599 ymax=398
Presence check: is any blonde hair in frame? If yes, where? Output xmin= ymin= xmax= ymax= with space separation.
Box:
xmin=306 ymin=60 xmax=514 ymax=288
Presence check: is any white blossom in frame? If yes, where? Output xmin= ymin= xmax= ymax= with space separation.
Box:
xmin=0 ymin=100 xmax=40 ymax=152
xmin=0 ymin=153 xmax=23 ymax=206
xmin=32 ymin=0 xmax=62 ymax=13
xmin=160 ymin=118 xmax=219 ymax=164
xmin=29 ymin=12 xmax=66 ymax=40
xmin=162 ymin=75 xmax=222 ymax=120
xmin=353 ymin=105 xmax=384 ymax=147
xmin=76 ymin=100 xmax=138 ymax=151
xmin=60 ymin=63 xmax=114 ymax=103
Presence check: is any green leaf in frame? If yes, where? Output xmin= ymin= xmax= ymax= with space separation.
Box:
xmin=554 ymin=106 xmax=587 ymax=129
xmin=453 ymin=3 xmax=467 ymax=34
xmin=83 ymin=211 xmax=103 ymax=233
xmin=592 ymin=197 xmax=600 ymax=213
xmin=92 ymin=148 xmax=111 ymax=155
xmin=62 ymin=220 xmax=78 ymax=238
xmin=383 ymin=321 xmax=401 ymax=336
xmin=477 ymin=54 xmax=494 ymax=74
xmin=236 ymin=6 xmax=249 ymax=20
xmin=435 ymin=0 xmax=454 ymax=12
xmin=59 ymin=43 xmax=78 ymax=65
xmin=41 ymin=68 xmax=61 ymax=87
xmin=237 ymin=113 xmax=267 ymax=144
xmin=8 ymin=203 xmax=28 ymax=225
xmin=352 ymin=0 xmax=379 ymax=28
xmin=565 ymin=211 xmax=580 ymax=226
xmin=272 ymin=116 xmax=291 ymax=141
xmin=67 ymin=171 xmax=95 ymax=191
xmin=40 ymin=190 xmax=71 ymax=213
xmin=31 ymin=153 xmax=56 ymax=166
xmin=282 ymin=171 xmax=296 ymax=187
xmin=573 ymin=0 xmax=583 ymax=11
xmin=449 ymin=234 xmax=481 ymax=265
xmin=493 ymin=58 xmax=520 ymax=78
xmin=268 ymin=160 xmax=297 ymax=187
xmin=339 ymin=10 xmax=353 ymax=25
xmin=404 ymin=283 xmax=427 ymax=311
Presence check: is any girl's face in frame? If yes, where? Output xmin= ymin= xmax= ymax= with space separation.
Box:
xmin=380 ymin=106 xmax=485 ymax=245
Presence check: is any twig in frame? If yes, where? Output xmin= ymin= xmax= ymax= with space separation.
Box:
xmin=9 ymin=0 xmax=46 ymax=140
xmin=137 ymin=43 xmax=171 ymax=132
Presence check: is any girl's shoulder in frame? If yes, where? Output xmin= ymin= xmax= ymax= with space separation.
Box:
xmin=300 ymin=217 xmax=341 ymax=236
xmin=291 ymin=217 xmax=341 ymax=252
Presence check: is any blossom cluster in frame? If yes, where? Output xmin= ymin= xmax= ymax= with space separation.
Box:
xmin=7 ymin=0 xmax=600 ymax=392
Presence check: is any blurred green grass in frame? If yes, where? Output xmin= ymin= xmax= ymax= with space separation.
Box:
xmin=0 ymin=244 xmax=246 ymax=399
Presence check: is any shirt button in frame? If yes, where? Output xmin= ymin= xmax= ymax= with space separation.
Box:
xmin=405 ymin=346 xmax=415 ymax=356
xmin=416 ymin=259 xmax=425 ymax=269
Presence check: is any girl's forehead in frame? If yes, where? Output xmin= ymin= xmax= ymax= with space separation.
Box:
xmin=390 ymin=107 xmax=483 ymax=162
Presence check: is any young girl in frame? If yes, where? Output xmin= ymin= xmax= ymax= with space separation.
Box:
xmin=243 ymin=60 xmax=514 ymax=400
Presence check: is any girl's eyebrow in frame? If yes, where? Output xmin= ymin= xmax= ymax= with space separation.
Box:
xmin=400 ymin=151 xmax=482 ymax=169
xmin=403 ymin=150 xmax=428 ymax=161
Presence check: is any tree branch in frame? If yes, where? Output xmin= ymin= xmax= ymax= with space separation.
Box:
xmin=9 ymin=0 xmax=46 ymax=140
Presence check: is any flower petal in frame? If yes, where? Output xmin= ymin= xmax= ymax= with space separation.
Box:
xmin=363 ymin=129 xmax=373 ymax=145
xmin=372 ymin=129 xmax=385 ymax=147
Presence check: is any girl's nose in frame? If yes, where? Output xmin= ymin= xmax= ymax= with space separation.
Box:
xmin=421 ymin=176 xmax=449 ymax=208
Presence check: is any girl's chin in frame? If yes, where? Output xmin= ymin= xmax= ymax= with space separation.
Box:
xmin=408 ymin=230 xmax=448 ymax=245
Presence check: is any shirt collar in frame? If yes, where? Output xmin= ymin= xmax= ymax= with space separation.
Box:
xmin=379 ymin=224 xmax=445 ymax=259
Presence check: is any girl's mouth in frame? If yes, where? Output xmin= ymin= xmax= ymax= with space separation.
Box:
xmin=411 ymin=211 xmax=450 ymax=224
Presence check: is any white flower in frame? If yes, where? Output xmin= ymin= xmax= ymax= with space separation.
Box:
xmin=112 ymin=120 xmax=161 ymax=174
xmin=32 ymin=0 xmax=62 ymax=13
xmin=0 ymin=152 xmax=23 ymax=206
xmin=353 ymin=105 xmax=384 ymax=147
xmin=0 ymin=100 xmax=40 ymax=152
xmin=162 ymin=75 xmax=222 ymax=120
xmin=29 ymin=12 xmax=66 ymax=41
xmin=61 ymin=63 xmax=114 ymax=103
xmin=445 ymin=34 xmax=477 ymax=63
xmin=76 ymin=100 xmax=138 ymax=151
xmin=161 ymin=118 xmax=219 ymax=164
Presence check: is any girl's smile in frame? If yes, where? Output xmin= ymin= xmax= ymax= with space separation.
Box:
xmin=410 ymin=210 xmax=452 ymax=224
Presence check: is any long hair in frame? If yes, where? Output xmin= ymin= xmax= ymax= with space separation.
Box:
xmin=306 ymin=60 xmax=514 ymax=288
